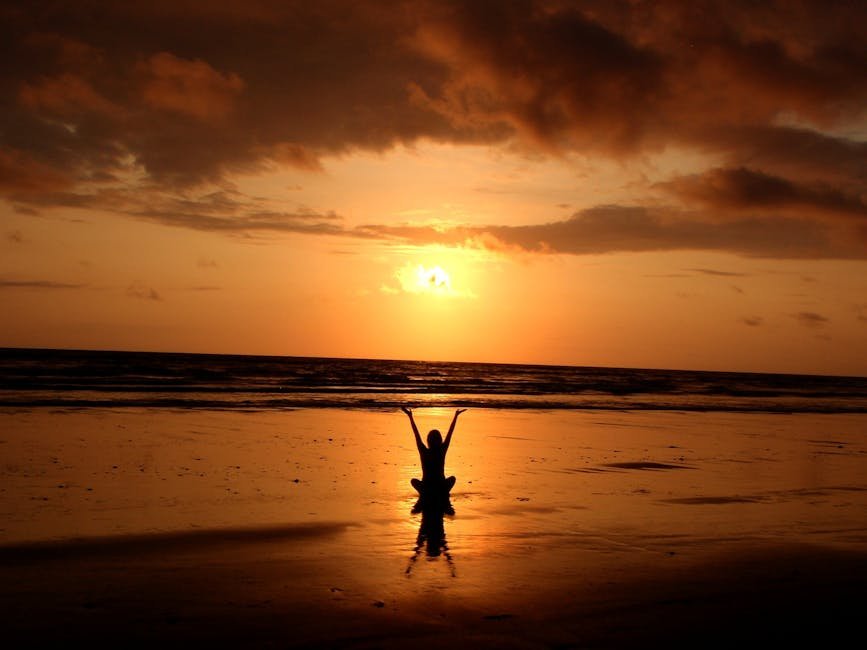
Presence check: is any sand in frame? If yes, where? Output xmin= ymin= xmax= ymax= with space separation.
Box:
xmin=1 ymin=407 xmax=866 ymax=646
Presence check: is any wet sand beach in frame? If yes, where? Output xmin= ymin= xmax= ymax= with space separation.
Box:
xmin=1 ymin=408 xmax=866 ymax=646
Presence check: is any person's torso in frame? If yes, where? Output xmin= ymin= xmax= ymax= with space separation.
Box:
xmin=420 ymin=447 xmax=445 ymax=480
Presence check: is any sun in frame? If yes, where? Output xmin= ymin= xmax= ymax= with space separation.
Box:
xmin=385 ymin=260 xmax=473 ymax=298
xmin=416 ymin=265 xmax=452 ymax=293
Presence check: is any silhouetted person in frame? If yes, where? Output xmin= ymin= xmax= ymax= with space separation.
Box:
xmin=402 ymin=407 xmax=465 ymax=507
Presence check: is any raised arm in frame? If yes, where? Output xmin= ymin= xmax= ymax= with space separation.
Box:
xmin=443 ymin=408 xmax=467 ymax=452
xmin=402 ymin=406 xmax=424 ymax=452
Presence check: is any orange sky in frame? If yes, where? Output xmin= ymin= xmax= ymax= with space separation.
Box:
xmin=2 ymin=1 xmax=867 ymax=375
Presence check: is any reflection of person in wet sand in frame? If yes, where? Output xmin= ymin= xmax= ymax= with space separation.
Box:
xmin=401 ymin=407 xmax=466 ymax=507
xmin=406 ymin=507 xmax=455 ymax=577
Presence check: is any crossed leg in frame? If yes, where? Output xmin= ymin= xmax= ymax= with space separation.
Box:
xmin=411 ymin=476 xmax=456 ymax=493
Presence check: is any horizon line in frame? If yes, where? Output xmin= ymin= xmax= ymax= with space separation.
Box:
xmin=1 ymin=345 xmax=864 ymax=381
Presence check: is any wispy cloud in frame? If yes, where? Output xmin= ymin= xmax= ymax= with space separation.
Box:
xmin=793 ymin=311 xmax=829 ymax=328
xmin=687 ymin=268 xmax=750 ymax=277
xmin=360 ymin=205 xmax=865 ymax=259
xmin=18 ymin=187 xmax=346 ymax=236
xmin=0 ymin=279 xmax=85 ymax=289
xmin=126 ymin=283 xmax=162 ymax=301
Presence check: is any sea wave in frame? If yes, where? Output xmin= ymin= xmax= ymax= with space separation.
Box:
xmin=2 ymin=348 xmax=866 ymax=413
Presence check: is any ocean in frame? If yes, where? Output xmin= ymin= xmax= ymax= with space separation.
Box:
xmin=2 ymin=347 xmax=866 ymax=412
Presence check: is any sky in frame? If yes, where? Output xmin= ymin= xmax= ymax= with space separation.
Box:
xmin=2 ymin=0 xmax=867 ymax=375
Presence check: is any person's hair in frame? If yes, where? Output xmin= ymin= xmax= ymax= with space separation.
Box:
xmin=427 ymin=429 xmax=442 ymax=447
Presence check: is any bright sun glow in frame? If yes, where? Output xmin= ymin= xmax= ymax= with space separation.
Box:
xmin=386 ymin=262 xmax=462 ymax=297
xmin=416 ymin=265 xmax=451 ymax=292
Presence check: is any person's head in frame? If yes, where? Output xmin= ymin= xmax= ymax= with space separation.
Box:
xmin=427 ymin=429 xmax=442 ymax=448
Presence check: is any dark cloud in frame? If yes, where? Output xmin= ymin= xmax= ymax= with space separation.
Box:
xmin=742 ymin=316 xmax=763 ymax=327
xmin=695 ymin=125 xmax=867 ymax=186
xmin=414 ymin=1 xmax=867 ymax=171
xmin=410 ymin=0 xmax=664 ymax=153
xmin=0 ymin=279 xmax=85 ymax=289
xmin=1 ymin=0 xmax=866 ymax=257
xmin=0 ymin=0 xmax=459 ymax=189
xmin=662 ymin=167 xmax=867 ymax=219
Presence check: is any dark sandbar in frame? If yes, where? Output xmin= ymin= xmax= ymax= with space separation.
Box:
xmin=0 ymin=522 xmax=352 ymax=564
